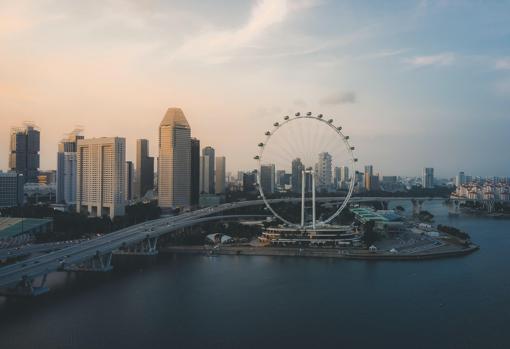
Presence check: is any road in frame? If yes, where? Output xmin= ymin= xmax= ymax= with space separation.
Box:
xmin=0 ymin=196 xmax=444 ymax=293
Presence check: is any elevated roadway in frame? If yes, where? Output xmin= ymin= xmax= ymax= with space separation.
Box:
xmin=0 ymin=196 xmax=445 ymax=296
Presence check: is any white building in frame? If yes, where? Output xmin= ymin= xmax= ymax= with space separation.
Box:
xmin=158 ymin=108 xmax=191 ymax=209
xmin=316 ymin=152 xmax=332 ymax=189
xmin=76 ymin=137 xmax=126 ymax=218
xmin=57 ymin=130 xmax=83 ymax=205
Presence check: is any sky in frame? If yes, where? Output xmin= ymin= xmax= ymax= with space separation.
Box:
xmin=1 ymin=0 xmax=509 ymax=178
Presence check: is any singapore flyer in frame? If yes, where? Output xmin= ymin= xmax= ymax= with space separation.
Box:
xmin=255 ymin=112 xmax=357 ymax=230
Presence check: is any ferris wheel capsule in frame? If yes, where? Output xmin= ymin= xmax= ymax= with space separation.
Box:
xmin=273 ymin=122 xmax=279 ymax=127
xmin=318 ymin=114 xmax=323 ymax=118
xmin=306 ymin=112 xmax=312 ymax=116
xmin=337 ymin=126 xmax=342 ymax=130
xmin=258 ymin=143 xmax=264 ymax=147
xmin=345 ymin=136 xmax=350 ymax=140
xmin=350 ymin=146 xmax=355 ymax=150
xmin=295 ymin=112 xmax=300 ymax=116
xmin=265 ymin=131 xmax=270 ymax=136
xmin=284 ymin=116 xmax=289 ymax=120
xmin=328 ymin=119 xmax=333 ymax=124
xmin=254 ymin=155 xmax=260 ymax=160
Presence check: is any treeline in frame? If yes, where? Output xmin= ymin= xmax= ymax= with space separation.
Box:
xmin=0 ymin=202 xmax=161 ymax=242
xmin=437 ymin=224 xmax=470 ymax=241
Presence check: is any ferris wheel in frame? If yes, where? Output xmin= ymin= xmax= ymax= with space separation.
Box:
xmin=254 ymin=112 xmax=357 ymax=229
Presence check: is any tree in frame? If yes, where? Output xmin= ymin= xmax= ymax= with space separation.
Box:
xmin=362 ymin=220 xmax=378 ymax=247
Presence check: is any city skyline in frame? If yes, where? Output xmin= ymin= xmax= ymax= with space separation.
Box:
xmin=1 ymin=1 xmax=509 ymax=177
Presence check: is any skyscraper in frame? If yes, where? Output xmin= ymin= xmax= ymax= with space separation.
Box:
xmin=456 ymin=171 xmax=465 ymax=187
xmin=135 ymin=139 xmax=154 ymax=199
xmin=423 ymin=168 xmax=434 ymax=189
xmin=190 ymin=138 xmax=200 ymax=205
xmin=364 ymin=165 xmax=373 ymax=191
xmin=260 ymin=164 xmax=275 ymax=194
xmin=125 ymin=161 xmax=134 ymax=201
xmin=76 ymin=137 xmax=126 ymax=218
xmin=9 ymin=123 xmax=40 ymax=183
xmin=158 ymin=108 xmax=191 ymax=208
xmin=200 ymin=146 xmax=215 ymax=194
xmin=316 ymin=152 xmax=332 ymax=189
xmin=215 ymin=156 xmax=226 ymax=194
xmin=291 ymin=158 xmax=304 ymax=193
xmin=0 ymin=171 xmax=24 ymax=207
xmin=56 ymin=130 xmax=84 ymax=205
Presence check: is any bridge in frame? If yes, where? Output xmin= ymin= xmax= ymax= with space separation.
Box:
xmin=449 ymin=194 xmax=499 ymax=214
xmin=0 ymin=196 xmax=445 ymax=297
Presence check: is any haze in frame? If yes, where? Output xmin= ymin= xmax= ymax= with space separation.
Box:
xmin=1 ymin=0 xmax=509 ymax=177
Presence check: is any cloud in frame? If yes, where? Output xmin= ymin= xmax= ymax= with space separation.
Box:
xmin=495 ymin=57 xmax=510 ymax=70
xmin=173 ymin=0 xmax=318 ymax=64
xmin=404 ymin=52 xmax=455 ymax=67
xmin=320 ymin=91 xmax=357 ymax=105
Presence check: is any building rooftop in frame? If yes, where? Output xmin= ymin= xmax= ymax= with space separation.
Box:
xmin=0 ymin=217 xmax=52 ymax=239
xmin=160 ymin=108 xmax=190 ymax=128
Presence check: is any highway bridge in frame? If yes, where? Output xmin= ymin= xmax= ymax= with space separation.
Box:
xmin=0 ymin=196 xmax=445 ymax=297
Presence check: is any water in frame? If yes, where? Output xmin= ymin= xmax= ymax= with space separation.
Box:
xmin=1 ymin=201 xmax=510 ymax=348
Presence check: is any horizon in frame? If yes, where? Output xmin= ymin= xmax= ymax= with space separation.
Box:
xmin=1 ymin=0 xmax=509 ymax=177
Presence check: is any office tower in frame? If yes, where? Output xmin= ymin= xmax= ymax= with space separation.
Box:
xmin=158 ymin=108 xmax=191 ymax=208
xmin=243 ymin=171 xmax=257 ymax=193
xmin=200 ymin=146 xmax=215 ymax=194
xmin=355 ymin=172 xmax=365 ymax=192
xmin=57 ymin=130 xmax=84 ymax=205
xmin=0 ymin=171 xmax=24 ymax=207
xmin=364 ymin=165 xmax=373 ymax=191
xmin=215 ymin=156 xmax=226 ymax=194
xmin=317 ymin=152 xmax=332 ymax=188
xmin=260 ymin=164 xmax=275 ymax=194
xmin=341 ymin=166 xmax=350 ymax=182
xmin=135 ymin=139 xmax=154 ymax=199
xmin=422 ymin=167 xmax=434 ymax=189
xmin=9 ymin=123 xmax=40 ymax=183
xmin=334 ymin=167 xmax=341 ymax=188
xmin=456 ymin=171 xmax=465 ymax=187
xmin=125 ymin=161 xmax=134 ymax=201
xmin=190 ymin=138 xmax=200 ymax=205
xmin=291 ymin=158 xmax=304 ymax=193
xmin=276 ymin=170 xmax=286 ymax=187
xmin=76 ymin=137 xmax=126 ymax=218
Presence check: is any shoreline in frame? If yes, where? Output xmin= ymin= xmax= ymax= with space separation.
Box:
xmin=161 ymin=244 xmax=479 ymax=261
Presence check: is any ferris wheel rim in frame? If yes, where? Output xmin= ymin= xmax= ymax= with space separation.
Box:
xmin=255 ymin=113 xmax=357 ymax=228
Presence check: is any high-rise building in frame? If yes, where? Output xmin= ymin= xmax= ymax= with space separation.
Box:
xmin=364 ymin=165 xmax=373 ymax=191
xmin=0 ymin=171 xmax=24 ymax=207
xmin=200 ymin=146 xmax=215 ymax=194
xmin=456 ymin=171 xmax=465 ymax=187
xmin=243 ymin=171 xmax=257 ymax=193
xmin=190 ymin=138 xmax=200 ymax=205
xmin=76 ymin=137 xmax=126 ymax=218
xmin=291 ymin=158 xmax=304 ymax=193
xmin=422 ymin=167 xmax=434 ymax=189
xmin=135 ymin=139 xmax=154 ymax=199
xmin=9 ymin=123 xmax=40 ymax=183
xmin=125 ymin=161 xmax=134 ymax=201
xmin=158 ymin=108 xmax=191 ymax=208
xmin=215 ymin=156 xmax=226 ymax=194
xmin=276 ymin=170 xmax=286 ymax=188
xmin=316 ymin=152 xmax=332 ymax=189
xmin=57 ymin=130 xmax=84 ymax=205
xmin=260 ymin=164 xmax=275 ymax=194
